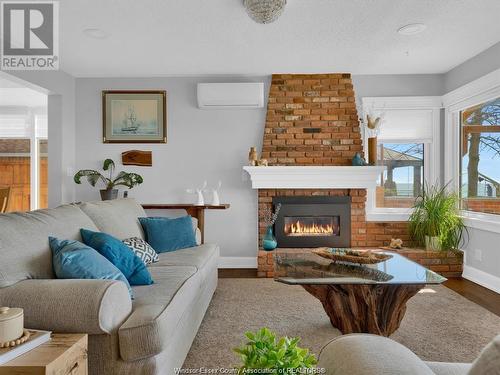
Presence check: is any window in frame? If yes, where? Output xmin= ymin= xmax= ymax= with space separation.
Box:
xmin=460 ymin=97 xmax=500 ymax=215
xmin=376 ymin=143 xmax=424 ymax=208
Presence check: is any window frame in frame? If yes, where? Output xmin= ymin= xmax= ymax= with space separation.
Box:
xmin=443 ymin=68 xmax=500 ymax=234
xmin=361 ymin=97 xmax=442 ymax=221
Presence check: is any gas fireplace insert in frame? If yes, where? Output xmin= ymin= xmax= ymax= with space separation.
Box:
xmin=273 ymin=196 xmax=351 ymax=248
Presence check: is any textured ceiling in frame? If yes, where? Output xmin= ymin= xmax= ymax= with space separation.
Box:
xmin=58 ymin=0 xmax=500 ymax=76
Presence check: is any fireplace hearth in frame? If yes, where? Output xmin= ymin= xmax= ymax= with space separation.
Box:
xmin=273 ymin=196 xmax=351 ymax=248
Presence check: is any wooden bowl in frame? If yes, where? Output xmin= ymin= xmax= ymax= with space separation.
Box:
xmin=312 ymin=248 xmax=393 ymax=264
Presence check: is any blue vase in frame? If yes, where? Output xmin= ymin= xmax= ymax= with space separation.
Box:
xmin=262 ymin=225 xmax=277 ymax=251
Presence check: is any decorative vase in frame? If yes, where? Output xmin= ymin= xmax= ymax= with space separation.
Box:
xmin=262 ymin=225 xmax=277 ymax=251
xmin=248 ymin=146 xmax=258 ymax=166
xmin=425 ymin=235 xmax=441 ymax=251
xmin=100 ymin=189 xmax=118 ymax=201
xmin=368 ymin=137 xmax=377 ymax=165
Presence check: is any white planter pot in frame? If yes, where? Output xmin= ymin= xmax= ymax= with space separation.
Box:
xmin=425 ymin=236 xmax=441 ymax=251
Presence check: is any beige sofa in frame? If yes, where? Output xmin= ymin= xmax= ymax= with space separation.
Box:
xmin=0 ymin=199 xmax=219 ymax=374
xmin=318 ymin=334 xmax=500 ymax=375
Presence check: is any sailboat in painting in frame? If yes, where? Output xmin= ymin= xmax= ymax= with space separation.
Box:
xmin=121 ymin=106 xmax=140 ymax=133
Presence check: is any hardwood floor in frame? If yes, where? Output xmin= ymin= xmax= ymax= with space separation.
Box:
xmin=218 ymin=269 xmax=500 ymax=317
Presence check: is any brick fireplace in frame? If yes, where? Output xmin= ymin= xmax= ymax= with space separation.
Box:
xmin=253 ymin=73 xmax=409 ymax=277
xmin=251 ymin=73 xmax=460 ymax=278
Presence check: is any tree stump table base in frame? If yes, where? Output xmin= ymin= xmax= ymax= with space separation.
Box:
xmin=302 ymin=284 xmax=423 ymax=336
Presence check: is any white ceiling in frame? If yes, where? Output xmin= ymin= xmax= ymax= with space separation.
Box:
xmin=60 ymin=0 xmax=500 ymax=77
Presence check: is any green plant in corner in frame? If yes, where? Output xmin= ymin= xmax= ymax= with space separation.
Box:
xmin=408 ymin=183 xmax=466 ymax=251
xmin=74 ymin=159 xmax=143 ymax=200
xmin=233 ymin=327 xmax=317 ymax=373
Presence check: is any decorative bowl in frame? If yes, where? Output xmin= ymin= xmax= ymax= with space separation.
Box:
xmin=312 ymin=248 xmax=393 ymax=264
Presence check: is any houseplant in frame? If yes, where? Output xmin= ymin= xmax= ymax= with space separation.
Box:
xmin=408 ymin=183 xmax=466 ymax=251
xmin=234 ymin=327 xmax=316 ymax=373
xmin=74 ymin=159 xmax=143 ymax=200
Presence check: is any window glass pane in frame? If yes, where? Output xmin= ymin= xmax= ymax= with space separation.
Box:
xmin=460 ymin=97 xmax=500 ymax=215
xmin=376 ymin=143 xmax=424 ymax=208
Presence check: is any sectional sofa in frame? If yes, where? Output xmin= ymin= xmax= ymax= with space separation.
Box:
xmin=0 ymin=198 xmax=219 ymax=374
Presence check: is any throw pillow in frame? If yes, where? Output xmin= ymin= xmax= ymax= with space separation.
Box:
xmin=122 ymin=237 xmax=159 ymax=265
xmin=139 ymin=216 xmax=197 ymax=253
xmin=49 ymin=236 xmax=133 ymax=297
xmin=80 ymin=229 xmax=153 ymax=286
xmin=469 ymin=335 xmax=500 ymax=375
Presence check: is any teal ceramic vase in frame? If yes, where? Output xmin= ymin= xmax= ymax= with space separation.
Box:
xmin=262 ymin=225 xmax=277 ymax=251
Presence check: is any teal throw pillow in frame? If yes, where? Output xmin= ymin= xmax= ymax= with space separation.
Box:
xmin=80 ymin=229 xmax=153 ymax=286
xmin=139 ymin=216 xmax=197 ymax=253
xmin=49 ymin=236 xmax=133 ymax=297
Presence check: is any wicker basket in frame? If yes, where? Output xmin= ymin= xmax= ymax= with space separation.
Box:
xmin=312 ymin=248 xmax=393 ymax=264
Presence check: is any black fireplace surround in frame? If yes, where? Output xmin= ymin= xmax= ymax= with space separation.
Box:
xmin=273 ymin=196 xmax=351 ymax=248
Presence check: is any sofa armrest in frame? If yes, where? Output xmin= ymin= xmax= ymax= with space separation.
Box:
xmin=0 ymin=279 xmax=132 ymax=335
xmin=318 ymin=334 xmax=435 ymax=375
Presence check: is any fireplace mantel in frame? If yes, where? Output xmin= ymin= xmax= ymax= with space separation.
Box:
xmin=243 ymin=166 xmax=386 ymax=189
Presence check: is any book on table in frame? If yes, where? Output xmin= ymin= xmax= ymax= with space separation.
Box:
xmin=0 ymin=329 xmax=51 ymax=365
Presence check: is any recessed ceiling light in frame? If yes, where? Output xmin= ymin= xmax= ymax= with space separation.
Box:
xmin=83 ymin=28 xmax=109 ymax=39
xmin=397 ymin=23 xmax=427 ymax=35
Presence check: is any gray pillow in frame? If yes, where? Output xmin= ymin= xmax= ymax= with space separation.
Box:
xmin=469 ymin=335 xmax=500 ymax=375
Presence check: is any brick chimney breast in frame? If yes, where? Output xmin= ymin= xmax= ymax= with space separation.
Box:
xmin=262 ymin=73 xmax=363 ymax=166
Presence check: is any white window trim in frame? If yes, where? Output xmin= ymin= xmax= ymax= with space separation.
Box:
xmin=362 ymin=96 xmax=442 ymax=222
xmin=443 ymin=67 xmax=500 ymax=234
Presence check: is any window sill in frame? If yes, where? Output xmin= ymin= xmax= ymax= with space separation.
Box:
xmin=366 ymin=210 xmax=411 ymax=222
xmin=461 ymin=211 xmax=500 ymax=234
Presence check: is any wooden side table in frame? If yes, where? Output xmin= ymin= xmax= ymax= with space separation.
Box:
xmin=0 ymin=333 xmax=88 ymax=375
xmin=142 ymin=203 xmax=230 ymax=244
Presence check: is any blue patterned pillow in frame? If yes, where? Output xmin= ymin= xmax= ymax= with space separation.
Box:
xmin=49 ymin=236 xmax=133 ymax=297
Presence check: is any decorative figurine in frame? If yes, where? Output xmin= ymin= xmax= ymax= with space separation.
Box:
xmin=352 ymin=152 xmax=368 ymax=166
xmin=248 ymin=147 xmax=258 ymax=166
xmin=256 ymin=158 xmax=268 ymax=166
xmin=208 ymin=180 xmax=222 ymax=206
xmin=186 ymin=181 xmax=207 ymax=206
xmin=389 ymin=238 xmax=404 ymax=249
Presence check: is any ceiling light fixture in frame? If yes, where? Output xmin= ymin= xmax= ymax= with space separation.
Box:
xmin=83 ymin=28 xmax=109 ymax=39
xmin=397 ymin=23 xmax=427 ymax=35
xmin=244 ymin=0 xmax=287 ymax=24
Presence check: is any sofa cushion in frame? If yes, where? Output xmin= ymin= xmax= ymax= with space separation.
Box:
xmin=118 ymin=265 xmax=200 ymax=361
xmin=78 ymin=199 xmax=147 ymax=240
xmin=150 ymin=243 xmax=219 ymax=270
xmin=122 ymin=237 xmax=159 ymax=265
xmin=425 ymin=362 xmax=471 ymax=375
xmin=49 ymin=236 xmax=133 ymax=297
xmin=80 ymin=229 xmax=153 ymax=286
xmin=318 ymin=334 xmax=434 ymax=375
xmin=469 ymin=335 xmax=500 ymax=375
xmin=0 ymin=204 xmax=99 ymax=287
xmin=139 ymin=216 xmax=197 ymax=253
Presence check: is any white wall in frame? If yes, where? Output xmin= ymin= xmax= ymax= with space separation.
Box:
xmin=75 ymin=76 xmax=269 ymax=261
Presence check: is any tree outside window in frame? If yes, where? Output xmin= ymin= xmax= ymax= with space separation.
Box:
xmin=460 ymin=97 xmax=500 ymax=215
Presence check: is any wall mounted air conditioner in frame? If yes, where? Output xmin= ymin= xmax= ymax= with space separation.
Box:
xmin=197 ymin=82 xmax=264 ymax=109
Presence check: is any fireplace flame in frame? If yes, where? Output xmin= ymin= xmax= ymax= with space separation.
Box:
xmin=284 ymin=220 xmax=335 ymax=236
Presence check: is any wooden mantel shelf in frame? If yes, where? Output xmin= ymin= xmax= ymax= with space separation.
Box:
xmin=141 ymin=204 xmax=230 ymax=244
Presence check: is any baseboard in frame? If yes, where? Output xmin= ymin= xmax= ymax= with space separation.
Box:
xmin=463 ymin=265 xmax=500 ymax=294
xmin=218 ymin=256 xmax=257 ymax=269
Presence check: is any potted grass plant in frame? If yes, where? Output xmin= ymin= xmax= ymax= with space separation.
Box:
xmin=74 ymin=159 xmax=143 ymax=200
xmin=408 ymin=183 xmax=466 ymax=251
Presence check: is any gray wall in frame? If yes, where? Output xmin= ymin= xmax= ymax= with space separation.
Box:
xmin=353 ymin=74 xmax=444 ymax=97
xmin=444 ymin=41 xmax=500 ymax=93
xmin=75 ymin=76 xmax=269 ymax=260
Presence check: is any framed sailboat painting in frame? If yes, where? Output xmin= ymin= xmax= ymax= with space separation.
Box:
xmin=102 ymin=90 xmax=167 ymax=143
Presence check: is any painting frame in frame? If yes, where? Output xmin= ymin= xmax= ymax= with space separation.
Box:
xmin=102 ymin=90 xmax=167 ymax=144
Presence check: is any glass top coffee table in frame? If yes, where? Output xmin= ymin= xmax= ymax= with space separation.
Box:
xmin=274 ymin=249 xmax=446 ymax=336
